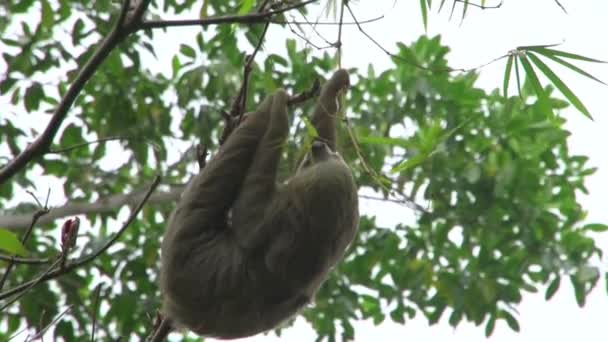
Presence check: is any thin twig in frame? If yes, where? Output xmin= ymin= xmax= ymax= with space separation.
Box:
xmin=148 ymin=316 xmax=173 ymax=342
xmin=294 ymin=10 xmax=334 ymax=48
xmin=288 ymin=79 xmax=321 ymax=106
xmin=285 ymin=21 xmax=330 ymax=50
xmin=554 ymin=0 xmax=567 ymax=13
xmin=25 ymin=190 xmax=43 ymax=208
xmin=48 ymin=135 xmax=161 ymax=155
xmin=90 ymin=284 xmax=103 ymax=342
xmin=271 ymin=15 xmax=383 ymax=25
xmin=0 ymin=254 xmax=50 ymax=265
xmin=0 ymin=176 xmax=161 ymax=301
xmin=7 ymin=325 xmax=29 ymax=341
xmin=336 ymin=0 xmax=346 ymax=64
xmin=454 ymin=0 xmax=503 ymax=10
xmin=140 ymin=0 xmax=318 ymax=30
xmin=27 ymin=305 xmax=73 ymax=341
xmin=359 ymin=194 xmax=425 ymax=207
xmin=344 ymin=2 xmax=454 ymax=73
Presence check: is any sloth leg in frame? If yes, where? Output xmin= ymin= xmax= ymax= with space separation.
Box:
xmin=310 ymin=69 xmax=350 ymax=151
xmin=231 ymin=90 xmax=289 ymax=248
xmin=172 ymin=95 xmax=274 ymax=229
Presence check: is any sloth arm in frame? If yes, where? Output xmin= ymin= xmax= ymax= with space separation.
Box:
xmin=310 ymin=69 xmax=350 ymax=151
xmin=164 ymin=95 xmax=274 ymax=246
xmin=232 ymin=70 xmax=350 ymax=250
xmin=231 ymin=90 xmax=289 ymax=248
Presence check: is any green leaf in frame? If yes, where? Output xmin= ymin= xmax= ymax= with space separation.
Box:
xmin=545 ymin=276 xmax=560 ymax=300
xmin=465 ymin=164 xmax=481 ymax=183
xmin=530 ymin=48 xmax=608 ymax=86
xmin=503 ymin=55 xmax=514 ymax=97
xmin=526 ymin=47 xmax=608 ymax=64
xmin=180 ymin=44 xmax=196 ymax=59
xmin=392 ymin=152 xmax=428 ymax=173
xmin=359 ymin=136 xmax=411 ymax=148
xmin=24 ymin=83 xmax=44 ymax=112
xmin=41 ymin=0 xmax=54 ymax=29
xmin=583 ymin=224 xmax=608 ymax=232
xmin=171 ymin=55 xmax=181 ymax=78
xmin=518 ymin=53 xmax=554 ymax=117
xmin=199 ymin=0 xmax=209 ymax=18
xmin=461 ymin=0 xmax=469 ymax=21
xmin=71 ymin=18 xmax=85 ymax=45
xmin=389 ymin=306 xmax=405 ymax=324
xmin=485 ymin=315 xmax=496 ymax=337
xmin=302 ymin=117 xmax=319 ymax=139
xmin=238 ymin=0 xmax=255 ymax=14
xmin=448 ymin=309 xmax=462 ymax=327
xmin=420 ymin=0 xmax=428 ymax=31
xmin=527 ymin=52 xmax=592 ymax=119
xmin=0 ymin=228 xmax=28 ymax=256
xmin=572 ymin=277 xmax=586 ymax=307
xmin=10 ymin=88 xmax=20 ymax=105
xmin=514 ymin=56 xmax=523 ymax=97
xmin=60 ymin=124 xmax=84 ymax=147
xmin=45 ymin=159 xmax=69 ymax=176
xmin=502 ymin=310 xmax=520 ymax=332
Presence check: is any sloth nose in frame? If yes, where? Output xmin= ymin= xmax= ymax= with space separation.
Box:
xmin=311 ymin=140 xmax=326 ymax=150
xmin=311 ymin=140 xmax=332 ymax=161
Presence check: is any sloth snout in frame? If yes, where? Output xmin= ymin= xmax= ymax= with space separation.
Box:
xmin=311 ymin=140 xmax=333 ymax=161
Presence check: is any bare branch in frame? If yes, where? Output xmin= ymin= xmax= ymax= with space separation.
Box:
xmin=0 ymin=184 xmax=184 ymax=230
xmin=148 ymin=316 xmax=173 ymax=342
xmin=0 ymin=254 xmax=50 ymax=265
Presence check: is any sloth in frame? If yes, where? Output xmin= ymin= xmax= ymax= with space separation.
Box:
xmin=159 ymin=70 xmax=359 ymax=339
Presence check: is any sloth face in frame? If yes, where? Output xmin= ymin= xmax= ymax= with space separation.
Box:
xmin=297 ymin=140 xmax=343 ymax=172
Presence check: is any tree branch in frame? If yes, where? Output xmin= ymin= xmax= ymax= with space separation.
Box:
xmin=0 ymin=184 xmax=184 ymax=230
xmin=0 ymin=254 xmax=50 ymax=265
xmin=140 ymin=0 xmax=317 ymax=30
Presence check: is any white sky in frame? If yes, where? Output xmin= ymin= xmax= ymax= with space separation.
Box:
xmin=3 ymin=0 xmax=608 ymax=341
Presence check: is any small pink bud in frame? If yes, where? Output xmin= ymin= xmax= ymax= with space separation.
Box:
xmin=61 ymin=217 xmax=80 ymax=251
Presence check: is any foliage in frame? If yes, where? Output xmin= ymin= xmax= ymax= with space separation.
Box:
xmin=0 ymin=0 xmax=606 ymax=341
